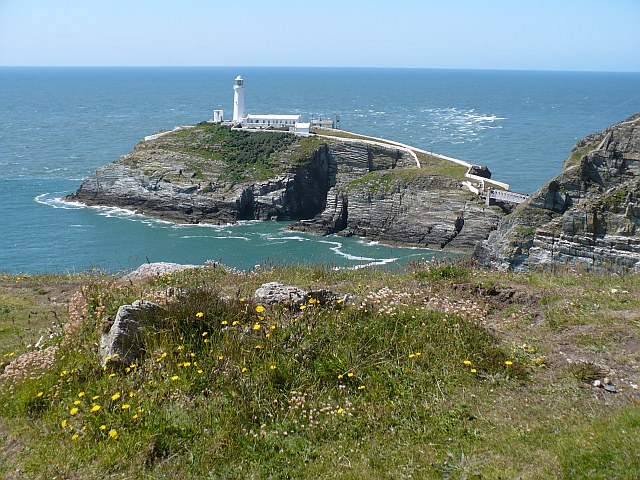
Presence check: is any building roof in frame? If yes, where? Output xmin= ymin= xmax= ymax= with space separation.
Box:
xmin=246 ymin=114 xmax=302 ymax=121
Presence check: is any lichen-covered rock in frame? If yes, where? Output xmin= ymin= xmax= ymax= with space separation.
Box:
xmin=254 ymin=282 xmax=309 ymax=305
xmin=124 ymin=262 xmax=200 ymax=281
xmin=476 ymin=113 xmax=640 ymax=272
xmin=100 ymin=300 xmax=164 ymax=366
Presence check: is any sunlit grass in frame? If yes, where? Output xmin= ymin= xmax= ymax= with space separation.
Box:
xmin=1 ymin=263 xmax=638 ymax=478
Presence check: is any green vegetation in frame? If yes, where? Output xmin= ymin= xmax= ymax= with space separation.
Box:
xmin=416 ymin=152 xmax=468 ymax=180
xmin=312 ymin=128 xmax=396 ymax=146
xmin=1 ymin=264 xmax=639 ymax=479
xmin=564 ymin=139 xmax=601 ymax=169
xmin=164 ymin=123 xmax=300 ymax=183
xmin=346 ymin=164 xmax=467 ymax=193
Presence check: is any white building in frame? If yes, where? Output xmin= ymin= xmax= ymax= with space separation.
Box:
xmin=244 ymin=114 xmax=301 ymax=128
xmin=230 ymin=76 xmax=310 ymax=134
xmin=213 ymin=109 xmax=224 ymax=123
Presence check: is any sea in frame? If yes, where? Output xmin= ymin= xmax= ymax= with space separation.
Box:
xmin=1 ymin=67 xmax=639 ymax=274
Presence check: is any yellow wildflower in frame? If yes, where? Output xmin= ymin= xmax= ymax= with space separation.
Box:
xmin=409 ymin=354 xmax=415 ymax=358
xmin=109 ymin=373 xmax=116 ymax=378
xmin=337 ymin=298 xmax=344 ymax=304
xmin=347 ymin=372 xmax=354 ymax=378
xmin=202 ymin=331 xmax=208 ymax=337
xmin=300 ymin=305 xmax=307 ymax=310
xmin=197 ymin=369 xmax=203 ymax=374
xmin=73 ymin=400 xmax=81 ymax=405
xmin=121 ymin=404 xmax=130 ymax=410
xmin=255 ymin=305 xmax=265 ymax=313
xmin=269 ymin=365 xmax=276 ymax=370
xmin=204 ymin=339 xmax=210 ymax=344
xmin=270 ymin=325 xmax=276 ymax=330
xmin=71 ymin=433 xmax=79 ymax=441
xmin=337 ymin=374 xmax=344 ymax=379
xmin=221 ymin=321 xmax=228 ymax=325
xmin=232 ymin=320 xmax=240 ymax=326
xmin=463 ymin=360 xmax=472 ymax=366
xmin=470 ymin=368 xmax=477 ymax=373
xmin=217 ymin=355 xmax=224 ymax=361
xmin=78 ymin=391 xmax=85 ymax=397
xmin=195 ymin=312 xmax=204 ymax=318
xmin=90 ymin=405 xmax=101 ymax=412
xmin=99 ymin=424 xmax=106 ymax=430
xmin=337 ymin=408 xmax=344 ymax=414
xmin=70 ymin=407 xmax=79 ymax=415
xmin=111 ymin=392 xmax=121 ymax=401
xmin=241 ymin=367 xmax=248 ymax=373
xmin=36 ymin=391 xmax=43 ymax=398
xmin=61 ymin=419 xmax=68 ymax=429
xmin=253 ymin=323 xmax=261 ymax=331
xmin=505 ymin=360 xmax=513 ymax=366
xmin=108 ymin=429 xmax=119 ymax=440
xmin=357 ymin=385 xmax=365 ymax=390
xmin=255 ymin=345 xmax=263 ymax=350
xmin=171 ymin=375 xmax=179 ymax=381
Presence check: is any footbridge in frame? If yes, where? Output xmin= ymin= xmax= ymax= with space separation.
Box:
xmin=485 ymin=188 xmax=530 ymax=205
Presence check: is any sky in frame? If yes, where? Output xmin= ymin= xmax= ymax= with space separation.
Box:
xmin=1 ymin=0 xmax=639 ymax=71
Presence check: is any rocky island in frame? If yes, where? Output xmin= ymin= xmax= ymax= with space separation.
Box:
xmin=68 ymin=123 xmax=505 ymax=253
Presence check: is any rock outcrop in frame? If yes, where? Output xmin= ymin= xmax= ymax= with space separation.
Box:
xmin=100 ymin=300 xmax=164 ymax=366
xmin=68 ymin=123 xmax=504 ymax=253
xmin=290 ymin=142 xmax=501 ymax=251
xmin=475 ymin=113 xmax=640 ymax=272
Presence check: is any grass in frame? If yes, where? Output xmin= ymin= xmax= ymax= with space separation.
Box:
xmin=312 ymin=128 xmax=398 ymax=146
xmin=1 ymin=263 xmax=639 ymax=479
xmin=346 ymin=165 xmax=468 ymax=193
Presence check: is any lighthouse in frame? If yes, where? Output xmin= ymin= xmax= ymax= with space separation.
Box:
xmin=232 ymin=75 xmax=245 ymax=122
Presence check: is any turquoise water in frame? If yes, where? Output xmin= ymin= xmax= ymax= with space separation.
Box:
xmin=1 ymin=67 xmax=639 ymax=273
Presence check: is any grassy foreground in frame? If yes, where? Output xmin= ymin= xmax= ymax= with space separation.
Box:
xmin=0 ymin=263 xmax=639 ymax=479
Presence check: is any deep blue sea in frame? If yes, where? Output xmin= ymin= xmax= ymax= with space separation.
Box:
xmin=1 ymin=67 xmax=639 ymax=274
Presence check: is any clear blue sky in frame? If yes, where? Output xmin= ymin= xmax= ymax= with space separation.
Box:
xmin=1 ymin=0 xmax=639 ymax=71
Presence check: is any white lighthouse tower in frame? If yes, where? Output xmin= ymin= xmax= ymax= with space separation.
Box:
xmin=232 ymin=75 xmax=245 ymax=122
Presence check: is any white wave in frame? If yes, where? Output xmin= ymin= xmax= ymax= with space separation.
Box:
xmin=272 ymin=235 xmax=308 ymax=242
xmin=35 ymin=193 xmax=85 ymax=209
xmin=180 ymin=235 xmax=249 ymax=241
xmin=319 ymin=239 xmax=376 ymax=262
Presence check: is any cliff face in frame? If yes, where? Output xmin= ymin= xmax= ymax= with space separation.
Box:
xmin=475 ymin=114 xmax=640 ymax=272
xmin=290 ymin=141 xmax=501 ymax=252
xmin=69 ymin=123 xmax=503 ymax=253
xmin=70 ymin=124 xmax=335 ymax=224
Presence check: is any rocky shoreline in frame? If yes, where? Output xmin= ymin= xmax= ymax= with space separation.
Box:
xmin=67 ymin=123 xmax=503 ymax=254
xmin=68 ymin=115 xmax=640 ymax=271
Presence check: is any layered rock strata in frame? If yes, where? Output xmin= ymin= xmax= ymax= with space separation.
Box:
xmin=475 ymin=114 xmax=640 ymax=272
xmin=69 ymin=124 xmax=502 ymax=253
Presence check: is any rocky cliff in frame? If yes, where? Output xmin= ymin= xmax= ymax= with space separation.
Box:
xmin=68 ymin=123 xmax=502 ymax=253
xmin=69 ymin=124 xmax=335 ymax=224
xmin=475 ymin=113 xmax=640 ymax=272
xmin=290 ymin=141 xmax=501 ymax=252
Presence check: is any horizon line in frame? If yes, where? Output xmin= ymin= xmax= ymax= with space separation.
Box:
xmin=1 ymin=65 xmax=639 ymax=74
